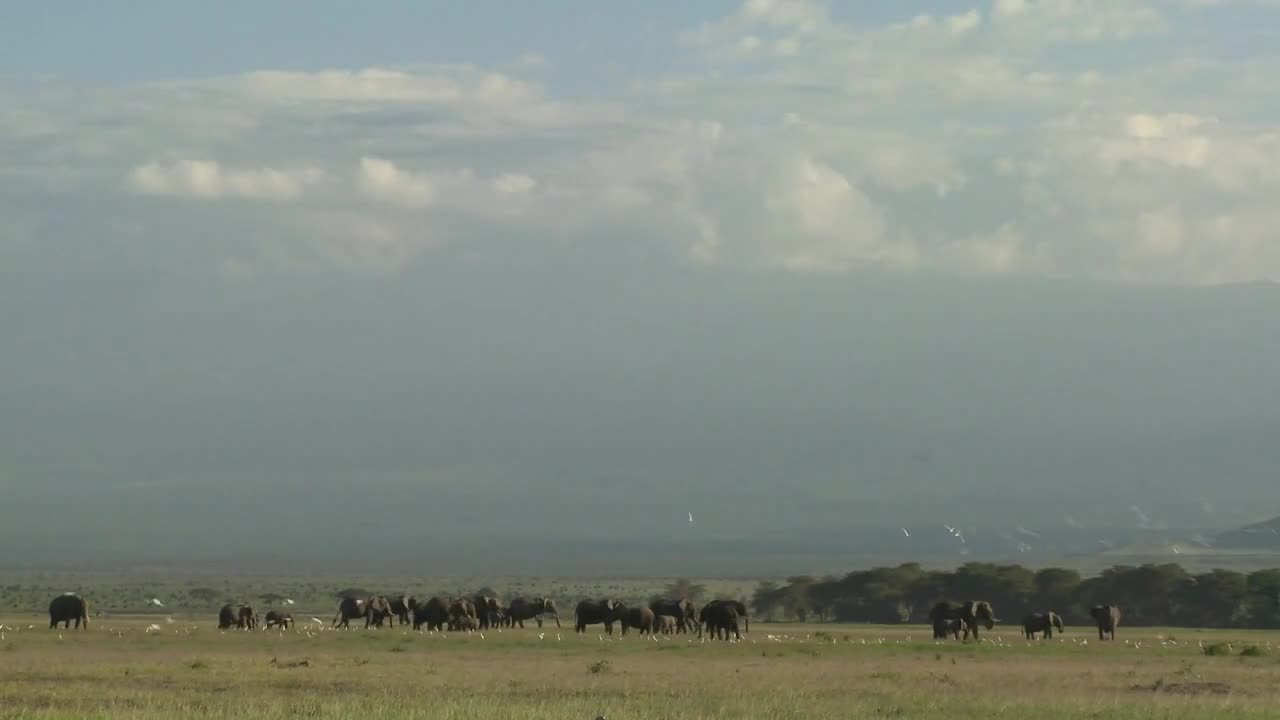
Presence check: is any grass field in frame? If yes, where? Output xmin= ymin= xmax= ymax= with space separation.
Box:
xmin=3 ymin=614 xmax=1279 ymax=719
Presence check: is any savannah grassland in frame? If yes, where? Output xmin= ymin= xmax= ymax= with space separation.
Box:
xmin=3 ymin=613 xmax=1280 ymax=720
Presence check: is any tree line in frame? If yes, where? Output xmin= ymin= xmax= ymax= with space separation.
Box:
xmin=748 ymin=562 xmax=1280 ymax=629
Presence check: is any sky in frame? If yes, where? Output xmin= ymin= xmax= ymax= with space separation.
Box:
xmin=4 ymin=1 xmax=1280 ymax=573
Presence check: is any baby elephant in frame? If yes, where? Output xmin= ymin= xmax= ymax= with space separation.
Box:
xmin=932 ymin=617 xmax=969 ymax=640
xmin=655 ymin=614 xmax=679 ymax=635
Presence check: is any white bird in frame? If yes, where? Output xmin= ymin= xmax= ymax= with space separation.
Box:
xmin=283 ymin=599 xmax=295 ymax=605
xmin=688 ymin=512 xmax=694 ymax=524
xmin=148 ymin=598 xmax=164 ymax=607
xmin=901 ymin=528 xmax=910 ymax=537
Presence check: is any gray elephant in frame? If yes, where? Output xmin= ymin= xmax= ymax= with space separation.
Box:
xmin=333 ymin=595 xmax=393 ymax=629
xmin=507 ymin=597 xmax=560 ymax=628
xmin=932 ymin=617 xmax=968 ymax=640
xmin=412 ymin=596 xmax=450 ymax=631
xmin=574 ymin=599 xmax=624 ymax=634
xmin=450 ymin=614 xmax=480 ymax=631
xmin=698 ymin=599 xmax=750 ymax=633
xmin=1023 ymin=611 xmax=1064 ymax=640
xmin=649 ymin=598 xmax=697 ymax=633
xmin=264 ymin=610 xmax=293 ymax=629
xmin=698 ymin=602 xmax=741 ymax=641
xmin=48 ymin=593 xmax=88 ymax=630
xmin=655 ymin=614 xmax=679 ymax=635
xmin=928 ymin=601 xmax=997 ymax=642
xmin=217 ymin=604 xmax=256 ymax=630
xmin=447 ymin=597 xmax=477 ymax=629
xmin=387 ymin=595 xmax=415 ymax=626
xmin=473 ymin=595 xmax=504 ymax=630
xmin=618 ymin=606 xmax=655 ymax=636
xmin=1090 ymin=605 xmax=1120 ymax=640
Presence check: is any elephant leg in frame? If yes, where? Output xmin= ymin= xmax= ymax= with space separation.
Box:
xmin=536 ymin=617 xmax=543 ymax=628
xmin=553 ymin=615 xmax=561 ymax=628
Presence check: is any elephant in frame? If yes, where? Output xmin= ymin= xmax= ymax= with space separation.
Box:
xmin=1090 ymin=605 xmax=1121 ymax=640
xmin=48 ymin=593 xmax=88 ymax=630
xmin=649 ymin=598 xmax=697 ymax=634
xmin=450 ymin=614 xmax=480 ymax=632
xmin=928 ymin=601 xmax=998 ymax=642
xmin=697 ymin=599 xmax=750 ymax=633
xmin=220 ymin=604 xmax=257 ymax=630
xmin=507 ymin=597 xmax=561 ymax=628
xmin=264 ymin=610 xmax=293 ymax=629
xmin=333 ymin=596 xmax=393 ymax=629
xmin=698 ymin=602 xmax=741 ymax=641
xmin=932 ymin=617 xmax=968 ymax=640
xmin=574 ymin=599 xmax=624 ymax=634
xmin=655 ymin=614 xmax=679 ymax=635
xmin=473 ymin=595 xmax=504 ymax=630
xmin=447 ymin=597 xmax=477 ymax=629
xmin=617 ymin=606 xmax=655 ymax=636
xmin=1023 ymin=611 xmax=1065 ymax=640
xmin=387 ymin=595 xmax=415 ymax=626
xmin=412 ymin=596 xmax=450 ymax=631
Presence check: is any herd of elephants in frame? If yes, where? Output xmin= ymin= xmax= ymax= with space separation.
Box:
xmin=44 ymin=592 xmax=1124 ymax=643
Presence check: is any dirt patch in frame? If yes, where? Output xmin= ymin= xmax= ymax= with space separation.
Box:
xmin=1132 ymin=679 xmax=1233 ymax=696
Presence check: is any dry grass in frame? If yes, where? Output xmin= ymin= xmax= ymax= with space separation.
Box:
xmin=2 ymin=616 xmax=1279 ymax=719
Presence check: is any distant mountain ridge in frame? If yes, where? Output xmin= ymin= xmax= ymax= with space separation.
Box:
xmin=1216 ymin=516 xmax=1280 ymax=549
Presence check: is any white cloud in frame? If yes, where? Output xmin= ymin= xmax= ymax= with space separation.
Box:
xmin=233 ymin=67 xmax=535 ymax=106
xmin=492 ymin=173 xmax=536 ymax=194
xmin=357 ymin=157 xmax=436 ymax=208
xmin=128 ymin=160 xmax=322 ymax=200
xmin=11 ymin=1 xmax=1280 ymax=285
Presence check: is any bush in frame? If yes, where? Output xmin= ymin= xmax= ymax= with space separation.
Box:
xmin=1201 ymin=642 xmax=1233 ymax=656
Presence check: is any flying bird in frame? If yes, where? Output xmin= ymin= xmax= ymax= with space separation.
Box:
xmin=901 ymin=528 xmax=910 ymax=537
xmin=688 ymin=512 xmax=694 ymax=524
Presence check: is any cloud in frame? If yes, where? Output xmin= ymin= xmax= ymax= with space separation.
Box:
xmin=128 ymin=160 xmax=323 ymax=200
xmin=8 ymin=1 xmax=1280 ymax=284
xmin=232 ymin=67 xmax=535 ymax=106
xmin=357 ymin=157 xmax=436 ymax=208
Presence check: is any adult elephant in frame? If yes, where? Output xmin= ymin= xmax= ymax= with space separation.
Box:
xmin=649 ymin=598 xmax=697 ymax=633
xmin=1090 ymin=605 xmax=1121 ymax=640
xmin=928 ymin=601 xmax=997 ymax=642
xmin=387 ymin=595 xmax=415 ymax=626
xmin=447 ymin=597 xmax=477 ymax=630
xmin=48 ymin=593 xmax=88 ymax=630
xmin=698 ymin=602 xmax=742 ymax=641
xmin=473 ymin=595 xmax=504 ymax=630
xmin=698 ymin=599 xmax=749 ymax=633
xmin=220 ymin=604 xmax=256 ymax=630
xmin=507 ymin=597 xmax=561 ymax=628
xmin=412 ymin=596 xmax=450 ymax=631
xmin=617 ymin=606 xmax=655 ymax=636
xmin=574 ymin=599 xmax=623 ymax=635
xmin=1023 ymin=612 xmax=1065 ymax=640
xmin=264 ymin=610 xmax=293 ymax=629
xmin=333 ymin=596 xmax=393 ymax=629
